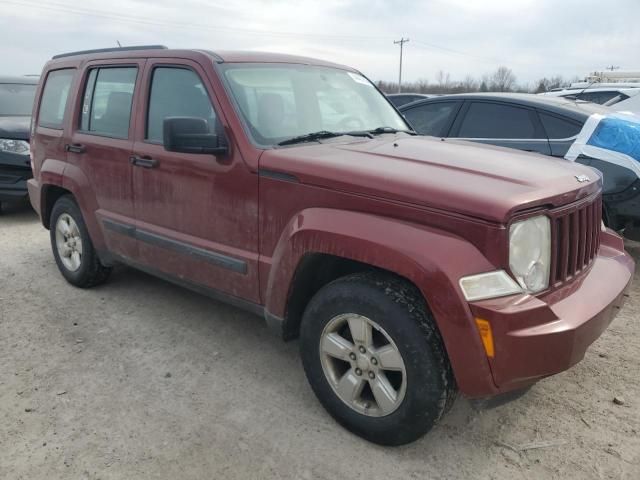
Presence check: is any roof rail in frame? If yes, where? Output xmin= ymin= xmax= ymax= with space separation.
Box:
xmin=52 ymin=45 xmax=168 ymax=60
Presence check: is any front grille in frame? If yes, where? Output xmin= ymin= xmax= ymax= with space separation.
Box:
xmin=550 ymin=194 xmax=602 ymax=286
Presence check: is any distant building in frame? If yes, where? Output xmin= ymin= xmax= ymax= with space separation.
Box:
xmin=582 ymin=71 xmax=640 ymax=84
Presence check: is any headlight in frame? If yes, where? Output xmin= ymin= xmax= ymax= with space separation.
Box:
xmin=0 ymin=138 xmax=30 ymax=155
xmin=509 ymin=215 xmax=551 ymax=293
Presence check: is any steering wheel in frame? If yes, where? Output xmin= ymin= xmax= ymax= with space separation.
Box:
xmin=338 ymin=116 xmax=366 ymax=131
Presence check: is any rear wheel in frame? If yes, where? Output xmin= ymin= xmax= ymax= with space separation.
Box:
xmin=50 ymin=195 xmax=111 ymax=288
xmin=300 ymin=272 xmax=456 ymax=445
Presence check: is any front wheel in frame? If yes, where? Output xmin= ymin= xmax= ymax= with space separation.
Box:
xmin=300 ymin=272 xmax=456 ymax=445
xmin=50 ymin=195 xmax=112 ymax=288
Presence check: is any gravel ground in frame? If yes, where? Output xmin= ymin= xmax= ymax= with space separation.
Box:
xmin=1 ymin=201 xmax=638 ymax=480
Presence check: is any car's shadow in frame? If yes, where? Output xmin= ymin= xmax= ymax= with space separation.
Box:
xmin=0 ymin=199 xmax=38 ymax=225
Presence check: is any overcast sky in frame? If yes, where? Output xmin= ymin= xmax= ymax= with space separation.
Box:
xmin=1 ymin=0 xmax=638 ymax=87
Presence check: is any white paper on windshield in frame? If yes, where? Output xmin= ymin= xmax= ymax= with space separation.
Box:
xmin=348 ymin=72 xmax=373 ymax=86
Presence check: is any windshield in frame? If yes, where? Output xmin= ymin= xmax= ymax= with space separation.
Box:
xmin=0 ymin=83 xmax=37 ymax=116
xmin=220 ymin=63 xmax=409 ymax=146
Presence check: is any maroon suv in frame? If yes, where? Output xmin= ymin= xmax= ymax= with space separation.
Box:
xmin=28 ymin=46 xmax=634 ymax=445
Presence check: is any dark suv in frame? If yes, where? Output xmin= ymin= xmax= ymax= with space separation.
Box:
xmin=0 ymin=75 xmax=38 ymax=211
xmin=29 ymin=46 xmax=634 ymax=445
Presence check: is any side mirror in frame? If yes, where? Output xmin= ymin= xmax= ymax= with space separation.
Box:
xmin=163 ymin=117 xmax=228 ymax=155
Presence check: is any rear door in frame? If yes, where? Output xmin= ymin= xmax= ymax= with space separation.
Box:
xmin=450 ymin=101 xmax=552 ymax=155
xmin=67 ymin=59 xmax=144 ymax=259
xmin=31 ymin=67 xmax=76 ymax=203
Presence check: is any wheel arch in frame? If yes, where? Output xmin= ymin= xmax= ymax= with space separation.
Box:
xmin=41 ymin=184 xmax=73 ymax=229
xmin=263 ymin=208 xmax=500 ymax=397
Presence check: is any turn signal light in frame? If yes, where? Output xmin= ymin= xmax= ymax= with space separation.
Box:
xmin=475 ymin=318 xmax=495 ymax=358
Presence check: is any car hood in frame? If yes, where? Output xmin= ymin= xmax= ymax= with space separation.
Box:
xmin=0 ymin=115 xmax=30 ymax=139
xmin=259 ymin=135 xmax=601 ymax=223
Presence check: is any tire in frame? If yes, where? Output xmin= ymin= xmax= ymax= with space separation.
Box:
xmin=49 ymin=195 xmax=111 ymax=288
xmin=300 ymin=272 xmax=456 ymax=446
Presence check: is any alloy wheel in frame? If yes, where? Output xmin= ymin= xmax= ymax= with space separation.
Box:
xmin=319 ymin=313 xmax=407 ymax=417
xmin=55 ymin=213 xmax=83 ymax=272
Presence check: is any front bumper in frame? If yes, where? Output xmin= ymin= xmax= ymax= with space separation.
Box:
xmin=0 ymin=160 xmax=31 ymax=203
xmin=0 ymin=175 xmax=29 ymax=203
xmin=469 ymin=231 xmax=634 ymax=394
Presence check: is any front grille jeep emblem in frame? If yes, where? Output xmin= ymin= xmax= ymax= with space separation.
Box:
xmin=575 ymin=174 xmax=590 ymax=183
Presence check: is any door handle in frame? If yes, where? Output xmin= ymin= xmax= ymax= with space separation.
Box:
xmin=129 ymin=156 xmax=159 ymax=168
xmin=65 ymin=143 xmax=86 ymax=154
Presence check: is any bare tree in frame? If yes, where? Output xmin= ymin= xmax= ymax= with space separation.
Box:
xmin=533 ymin=75 xmax=570 ymax=93
xmin=489 ymin=66 xmax=517 ymax=92
xmin=460 ymin=75 xmax=479 ymax=92
xmin=375 ymin=69 xmax=579 ymax=96
xmin=435 ymin=70 xmax=451 ymax=90
xmin=416 ymin=78 xmax=430 ymax=93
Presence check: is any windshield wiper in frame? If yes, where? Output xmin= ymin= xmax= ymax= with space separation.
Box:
xmin=277 ymin=130 xmax=372 ymax=146
xmin=366 ymin=126 xmax=417 ymax=136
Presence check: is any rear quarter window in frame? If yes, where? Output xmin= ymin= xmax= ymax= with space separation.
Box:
xmin=38 ymin=69 xmax=75 ymax=129
xmin=539 ymin=113 xmax=582 ymax=139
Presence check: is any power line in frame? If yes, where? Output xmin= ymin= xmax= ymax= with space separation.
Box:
xmin=412 ymin=39 xmax=509 ymax=65
xmin=393 ymin=38 xmax=409 ymax=93
xmin=0 ymin=0 xmax=513 ymax=60
xmin=0 ymin=0 xmax=604 ymax=73
xmin=0 ymin=0 xmax=393 ymax=42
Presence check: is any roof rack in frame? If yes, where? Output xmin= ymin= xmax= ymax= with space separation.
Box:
xmin=52 ymin=45 xmax=168 ymax=60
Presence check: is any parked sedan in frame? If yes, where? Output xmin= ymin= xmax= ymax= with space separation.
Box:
xmin=0 ymin=76 xmax=37 ymax=211
xmin=399 ymin=93 xmax=640 ymax=232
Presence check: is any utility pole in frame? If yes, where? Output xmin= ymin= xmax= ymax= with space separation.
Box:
xmin=394 ymin=38 xmax=409 ymax=93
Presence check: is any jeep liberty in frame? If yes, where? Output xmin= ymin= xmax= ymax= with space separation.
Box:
xmin=28 ymin=46 xmax=634 ymax=445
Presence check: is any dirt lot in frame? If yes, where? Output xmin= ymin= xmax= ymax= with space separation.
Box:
xmin=0 ymin=201 xmax=638 ymax=480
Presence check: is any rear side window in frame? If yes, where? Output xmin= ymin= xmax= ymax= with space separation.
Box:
xmin=38 ymin=69 xmax=75 ymax=129
xmin=456 ymin=102 xmax=542 ymax=139
xmin=80 ymin=67 xmax=137 ymax=138
xmin=403 ymin=102 xmax=458 ymax=137
xmin=146 ymin=67 xmax=216 ymax=143
xmin=539 ymin=113 xmax=582 ymax=139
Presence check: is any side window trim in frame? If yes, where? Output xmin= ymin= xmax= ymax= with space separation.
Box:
xmin=80 ymin=69 xmax=98 ymax=131
xmin=77 ymin=64 xmax=139 ymax=140
xmin=143 ymin=63 xmax=219 ymax=145
xmin=441 ymin=101 xmax=463 ymax=136
xmin=450 ymin=100 xmax=546 ymax=141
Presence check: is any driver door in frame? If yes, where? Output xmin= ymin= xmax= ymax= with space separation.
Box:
xmin=130 ymin=58 xmax=260 ymax=303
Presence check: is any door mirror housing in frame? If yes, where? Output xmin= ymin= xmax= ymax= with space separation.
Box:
xmin=163 ymin=117 xmax=228 ymax=155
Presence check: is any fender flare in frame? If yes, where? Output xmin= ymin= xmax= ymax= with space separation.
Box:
xmin=53 ymin=162 xmax=106 ymax=251
xmin=38 ymin=158 xmax=66 ymax=226
xmin=264 ymin=208 xmax=499 ymax=396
